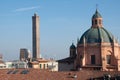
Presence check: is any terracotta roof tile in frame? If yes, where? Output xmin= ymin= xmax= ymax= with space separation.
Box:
xmin=0 ymin=69 xmax=120 ymax=80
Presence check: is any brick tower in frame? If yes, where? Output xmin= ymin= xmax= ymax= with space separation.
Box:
xmin=32 ymin=13 xmax=40 ymax=59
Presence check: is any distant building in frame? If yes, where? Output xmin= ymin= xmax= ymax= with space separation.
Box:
xmin=29 ymin=58 xmax=58 ymax=71
xmin=57 ymin=43 xmax=76 ymax=71
xmin=0 ymin=54 xmax=6 ymax=69
xmin=5 ymin=61 xmax=12 ymax=69
xmin=32 ymin=13 xmax=40 ymax=60
xmin=47 ymin=60 xmax=58 ymax=71
xmin=20 ymin=48 xmax=31 ymax=61
xmin=5 ymin=60 xmax=28 ymax=69
xmin=12 ymin=60 xmax=28 ymax=68
xmin=0 ymin=60 xmax=5 ymax=69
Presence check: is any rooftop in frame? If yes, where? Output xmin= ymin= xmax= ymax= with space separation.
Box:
xmin=0 ymin=69 xmax=120 ymax=80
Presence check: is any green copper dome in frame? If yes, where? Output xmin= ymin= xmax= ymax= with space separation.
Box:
xmin=92 ymin=9 xmax=102 ymax=19
xmin=79 ymin=27 xmax=116 ymax=44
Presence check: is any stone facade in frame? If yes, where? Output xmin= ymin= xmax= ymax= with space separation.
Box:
xmin=76 ymin=43 xmax=120 ymax=71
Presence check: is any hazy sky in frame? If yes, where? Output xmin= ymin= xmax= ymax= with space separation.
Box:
xmin=0 ymin=0 xmax=120 ymax=61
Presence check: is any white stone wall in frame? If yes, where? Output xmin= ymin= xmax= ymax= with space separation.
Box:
xmin=47 ymin=61 xmax=58 ymax=71
xmin=5 ymin=62 xmax=12 ymax=68
xmin=38 ymin=61 xmax=58 ymax=71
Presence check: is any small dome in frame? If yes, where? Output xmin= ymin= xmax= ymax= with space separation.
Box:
xmin=92 ymin=9 xmax=102 ymax=19
xmin=79 ymin=27 xmax=117 ymax=44
xmin=70 ymin=43 xmax=76 ymax=49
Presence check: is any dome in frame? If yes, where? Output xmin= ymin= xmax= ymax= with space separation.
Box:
xmin=70 ymin=43 xmax=76 ymax=49
xmin=79 ymin=27 xmax=117 ymax=44
xmin=92 ymin=9 xmax=102 ymax=19
xmin=78 ymin=9 xmax=117 ymax=44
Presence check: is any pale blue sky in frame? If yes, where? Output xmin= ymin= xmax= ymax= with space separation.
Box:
xmin=0 ymin=0 xmax=120 ymax=61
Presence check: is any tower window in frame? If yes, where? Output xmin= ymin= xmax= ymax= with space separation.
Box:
xmin=99 ymin=20 xmax=101 ymax=24
xmin=95 ymin=20 xmax=97 ymax=25
xmin=91 ymin=55 xmax=96 ymax=64
xmin=106 ymin=55 xmax=111 ymax=64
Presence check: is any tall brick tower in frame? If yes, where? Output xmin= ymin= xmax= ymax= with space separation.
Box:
xmin=32 ymin=13 xmax=40 ymax=59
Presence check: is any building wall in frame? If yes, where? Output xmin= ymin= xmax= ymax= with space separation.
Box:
xmin=5 ymin=62 xmax=13 ymax=68
xmin=117 ymin=47 xmax=120 ymax=71
xmin=31 ymin=60 xmax=58 ymax=71
xmin=86 ymin=46 xmax=101 ymax=65
xmin=38 ymin=61 xmax=58 ymax=71
xmin=5 ymin=61 xmax=28 ymax=69
xmin=58 ymin=62 xmax=74 ymax=71
xmin=47 ymin=61 xmax=58 ymax=71
xmin=100 ymin=43 xmax=120 ymax=71
xmin=32 ymin=64 xmax=39 ymax=69
xmin=20 ymin=48 xmax=30 ymax=61
xmin=77 ymin=44 xmax=101 ymax=66
xmin=76 ymin=43 xmax=120 ymax=71
xmin=39 ymin=62 xmax=48 ymax=69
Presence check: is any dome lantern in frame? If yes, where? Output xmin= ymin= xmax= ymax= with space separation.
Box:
xmin=92 ymin=9 xmax=103 ymax=28
xmin=78 ymin=9 xmax=117 ymax=44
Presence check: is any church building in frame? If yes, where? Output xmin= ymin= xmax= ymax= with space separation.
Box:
xmin=75 ymin=9 xmax=120 ymax=71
